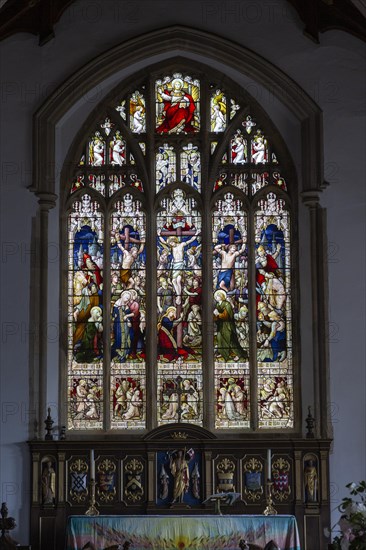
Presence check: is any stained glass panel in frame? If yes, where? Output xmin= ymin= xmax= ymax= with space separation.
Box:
xmin=111 ymin=372 xmax=145 ymax=429
xmin=100 ymin=117 xmax=114 ymax=136
xmin=216 ymin=374 xmax=250 ymax=428
xmin=129 ymin=90 xmax=146 ymax=134
xmin=115 ymin=99 xmax=126 ymax=119
xmin=67 ymin=194 xmax=104 ymax=430
xmin=213 ymin=193 xmax=250 ymax=429
xmin=213 ymin=172 xmax=248 ymax=193
xmin=157 ymin=189 xmax=202 ymax=426
xmin=255 ymin=193 xmax=293 ymax=429
xmin=158 ymin=373 xmax=203 ymax=425
xmin=155 ymin=74 xmax=200 ymax=134
xmin=231 ymin=130 xmax=247 ymax=164
xmin=88 ymin=132 xmax=106 ymax=166
xmin=251 ymin=130 xmax=269 ymax=164
xmin=230 ymin=98 xmax=240 ymax=119
xmin=70 ymin=175 xmax=85 ymax=194
xmin=67 ymin=71 xmax=296 ymax=434
xmin=68 ymin=375 xmax=103 ymax=430
xmin=88 ymin=174 xmax=105 ymax=195
xmin=109 ymin=131 xmax=126 ymax=165
xmin=110 ymin=195 xmax=146 ymax=429
xmin=251 ymin=172 xmax=269 ymax=195
xmin=180 ymin=144 xmax=201 ymax=191
xmin=210 ymin=90 xmax=227 ymax=132
xmin=156 ymin=144 xmax=176 ymax=192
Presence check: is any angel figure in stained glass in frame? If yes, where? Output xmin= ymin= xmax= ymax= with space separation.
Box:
xmin=130 ymin=91 xmax=146 ymax=133
xmin=157 ymin=78 xmax=196 ymax=134
xmin=110 ymin=131 xmax=125 ymax=165
xmin=89 ymin=132 xmax=104 ymax=166
xmin=252 ymin=134 xmax=267 ymax=164
xmin=232 ymin=132 xmax=247 ymax=164
xmin=211 ymin=90 xmax=226 ymax=132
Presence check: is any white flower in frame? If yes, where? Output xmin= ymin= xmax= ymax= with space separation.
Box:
xmin=355 ymin=502 xmax=366 ymax=515
xmin=349 ymin=482 xmax=357 ymax=490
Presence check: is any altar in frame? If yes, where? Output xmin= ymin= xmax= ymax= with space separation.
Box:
xmin=66 ymin=514 xmax=301 ymax=550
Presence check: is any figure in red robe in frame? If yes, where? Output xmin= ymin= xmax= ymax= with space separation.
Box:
xmin=158 ymin=306 xmax=190 ymax=361
xmin=156 ymin=78 xmax=196 ymax=134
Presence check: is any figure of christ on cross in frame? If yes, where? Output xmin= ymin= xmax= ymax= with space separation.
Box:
xmin=159 ymin=221 xmax=200 ymax=348
xmin=115 ymin=227 xmax=145 ymax=288
xmin=161 ymin=375 xmax=198 ymax=422
xmin=214 ymin=228 xmax=246 ymax=293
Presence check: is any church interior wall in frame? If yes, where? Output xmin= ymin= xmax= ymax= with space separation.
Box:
xmin=0 ymin=0 xmax=364 ymax=541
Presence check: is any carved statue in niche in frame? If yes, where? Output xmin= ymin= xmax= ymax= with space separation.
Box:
xmin=159 ymin=464 xmax=169 ymax=500
xmin=304 ymin=458 xmax=318 ymax=503
xmin=41 ymin=460 xmax=56 ymax=505
xmin=169 ymin=448 xmax=194 ymax=504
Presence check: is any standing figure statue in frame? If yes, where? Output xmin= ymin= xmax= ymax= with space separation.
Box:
xmin=41 ymin=460 xmax=56 ymax=505
xmin=169 ymin=449 xmax=194 ymax=504
xmin=304 ymin=459 xmax=318 ymax=503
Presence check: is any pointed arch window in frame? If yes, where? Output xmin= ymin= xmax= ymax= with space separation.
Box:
xmin=64 ymin=67 xmax=297 ymax=433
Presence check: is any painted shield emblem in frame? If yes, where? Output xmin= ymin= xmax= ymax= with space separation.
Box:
xmin=273 ymin=472 xmax=289 ymax=492
xmin=70 ymin=472 xmax=87 ymax=492
xmin=245 ymin=472 xmax=262 ymax=491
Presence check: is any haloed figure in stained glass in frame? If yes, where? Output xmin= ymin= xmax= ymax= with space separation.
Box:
xmin=156 ymin=78 xmax=196 ymax=134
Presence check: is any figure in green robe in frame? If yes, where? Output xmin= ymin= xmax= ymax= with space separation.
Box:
xmin=214 ymin=290 xmax=247 ymax=362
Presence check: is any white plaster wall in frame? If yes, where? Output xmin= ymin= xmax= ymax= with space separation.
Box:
xmin=0 ymin=0 xmax=365 ymax=541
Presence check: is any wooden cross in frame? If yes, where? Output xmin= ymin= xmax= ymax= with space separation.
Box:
xmin=118 ymin=226 xmax=142 ymax=249
xmin=164 ymin=375 xmax=196 ymax=423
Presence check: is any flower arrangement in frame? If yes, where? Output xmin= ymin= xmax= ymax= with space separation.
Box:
xmin=331 ymin=481 xmax=366 ymax=550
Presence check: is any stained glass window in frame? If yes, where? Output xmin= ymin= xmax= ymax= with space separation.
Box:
xmin=65 ymin=69 xmax=295 ymax=433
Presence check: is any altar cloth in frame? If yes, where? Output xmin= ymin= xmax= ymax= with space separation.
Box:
xmin=66 ymin=514 xmax=301 ymax=550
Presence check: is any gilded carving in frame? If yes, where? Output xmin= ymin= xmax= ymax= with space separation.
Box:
xmin=69 ymin=458 xmax=88 ymax=503
xmin=216 ymin=458 xmax=236 ymax=493
xmin=171 ymin=431 xmax=188 ymax=440
xmin=97 ymin=457 xmax=117 ymax=503
xmin=272 ymin=457 xmax=291 ymax=502
xmin=124 ymin=458 xmax=144 ymax=503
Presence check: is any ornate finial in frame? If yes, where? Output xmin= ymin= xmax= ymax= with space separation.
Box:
xmin=59 ymin=426 xmax=66 ymax=441
xmin=44 ymin=407 xmax=54 ymax=440
xmin=306 ymin=406 xmax=315 ymax=439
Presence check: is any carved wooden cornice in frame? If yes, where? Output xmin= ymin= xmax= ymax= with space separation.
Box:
xmin=0 ymin=0 xmax=365 ymax=45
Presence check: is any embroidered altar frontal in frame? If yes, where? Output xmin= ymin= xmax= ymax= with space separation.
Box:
xmin=67 ymin=514 xmax=301 ymax=550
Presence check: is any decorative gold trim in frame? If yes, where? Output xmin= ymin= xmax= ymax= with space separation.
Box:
xmin=171 ymin=431 xmax=188 ymax=440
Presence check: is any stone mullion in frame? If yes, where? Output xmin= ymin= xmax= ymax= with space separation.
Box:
xmin=36 ymin=192 xmax=57 ymax=438
xmin=147 ymin=76 xmax=157 ymax=431
xmin=301 ymin=191 xmax=328 ymax=439
xmin=201 ymin=76 xmax=214 ymax=431
xmin=248 ymin=203 xmax=258 ymax=431
xmin=103 ymin=206 xmax=111 ymax=431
